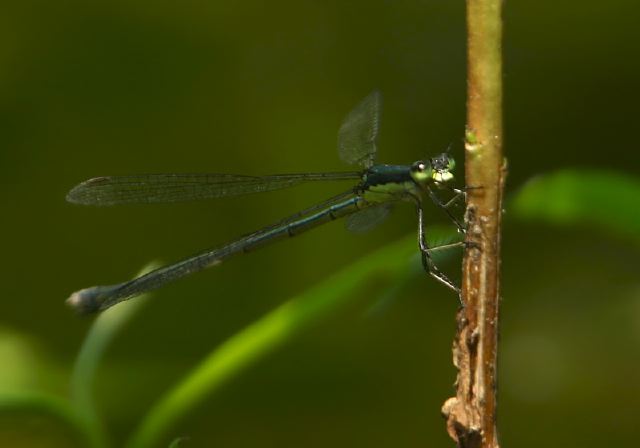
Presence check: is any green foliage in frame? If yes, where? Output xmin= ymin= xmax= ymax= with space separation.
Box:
xmin=125 ymin=234 xmax=423 ymax=447
xmin=0 ymin=264 xmax=160 ymax=448
xmin=168 ymin=437 xmax=189 ymax=447
xmin=3 ymin=170 xmax=640 ymax=446
xmin=512 ymin=170 xmax=640 ymax=241
xmin=71 ymin=263 xmax=162 ymax=448
xmin=0 ymin=391 xmax=97 ymax=447
xmin=0 ymin=234 xmax=436 ymax=447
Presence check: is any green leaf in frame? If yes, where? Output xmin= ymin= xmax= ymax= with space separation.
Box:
xmin=125 ymin=231 xmax=457 ymax=448
xmin=511 ymin=170 xmax=640 ymax=241
xmin=168 ymin=436 xmax=189 ymax=447
xmin=71 ymin=262 xmax=161 ymax=448
xmin=0 ymin=391 xmax=99 ymax=447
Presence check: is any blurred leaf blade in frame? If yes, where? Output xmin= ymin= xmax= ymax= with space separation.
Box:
xmin=511 ymin=170 xmax=640 ymax=241
xmin=125 ymin=231 xmax=455 ymax=448
xmin=71 ymin=262 xmax=161 ymax=448
xmin=0 ymin=391 xmax=100 ymax=447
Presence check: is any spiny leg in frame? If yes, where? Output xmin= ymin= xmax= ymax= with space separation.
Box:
xmin=427 ymin=186 xmax=466 ymax=233
xmin=428 ymin=240 xmax=467 ymax=253
xmin=415 ymin=202 xmax=464 ymax=306
xmin=439 ymin=185 xmax=484 ymax=209
xmin=443 ymin=187 xmax=466 ymax=208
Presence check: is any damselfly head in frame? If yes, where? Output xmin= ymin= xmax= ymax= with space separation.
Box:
xmin=429 ymin=153 xmax=455 ymax=185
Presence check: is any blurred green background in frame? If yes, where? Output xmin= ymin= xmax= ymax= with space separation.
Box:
xmin=2 ymin=0 xmax=639 ymax=447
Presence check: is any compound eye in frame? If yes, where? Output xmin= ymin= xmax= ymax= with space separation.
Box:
xmin=446 ymin=156 xmax=456 ymax=171
xmin=430 ymin=155 xmax=445 ymax=171
xmin=412 ymin=161 xmax=426 ymax=172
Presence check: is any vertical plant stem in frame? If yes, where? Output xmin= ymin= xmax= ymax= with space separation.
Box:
xmin=441 ymin=1 xmax=505 ymax=447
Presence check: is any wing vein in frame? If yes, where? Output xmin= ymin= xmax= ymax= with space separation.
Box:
xmin=67 ymin=172 xmax=361 ymax=206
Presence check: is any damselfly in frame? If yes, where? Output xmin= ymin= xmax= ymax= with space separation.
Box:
xmin=66 ymin=92 xmax=466 ymax=314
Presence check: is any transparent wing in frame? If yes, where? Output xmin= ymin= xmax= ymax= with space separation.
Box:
xmin=66 ymin=172 xmax=361 ymax=206
xmin=337 ymin=91 xmax=381 ymax=168
xmin=345 ymin=203 xmax=392 ymax=233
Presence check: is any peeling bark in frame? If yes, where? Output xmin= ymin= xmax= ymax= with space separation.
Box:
xmin=441 ymin=1 xmax=505 ymax=447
